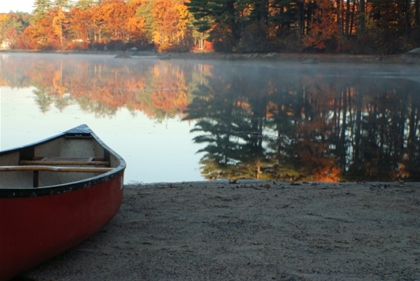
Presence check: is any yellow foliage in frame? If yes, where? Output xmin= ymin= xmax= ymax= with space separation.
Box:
xmin=0 ymin=14 xmax=9 ymax=23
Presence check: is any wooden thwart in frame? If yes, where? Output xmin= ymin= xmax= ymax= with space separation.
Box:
xmin=19 ymin=157 xmax=110 ymax=166
xmin=1 ymin=156 xmax=112 ymax=173
xmin=19 ymin=160 xmax=110 ymax=166
xmin=0 ymin=166 xmax=113 ymax=173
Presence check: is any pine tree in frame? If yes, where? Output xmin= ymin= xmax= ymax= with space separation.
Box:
xmin=185 ymin=0 xmax=212 ymax=33
xmin=54 ymin=0 xmax=73 ymax=10
xmin=32 ymin=0 xmax=53 ymax=22
xmin=186 ymin=0 xmax=240 ymax=51
xmin=75 ymin=0 xmax=98 ymax=10
xmin=134 ymin=0 xmax=155 ymax=42
xmin=236 ymin=0 xmax=269 ymax=25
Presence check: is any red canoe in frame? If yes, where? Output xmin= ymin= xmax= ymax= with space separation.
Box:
xmin=0 ymin=124 xmax=126 ymax=281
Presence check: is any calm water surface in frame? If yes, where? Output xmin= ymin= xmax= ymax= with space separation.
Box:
xmin=1 ymin=53 xmax=420 ymax=183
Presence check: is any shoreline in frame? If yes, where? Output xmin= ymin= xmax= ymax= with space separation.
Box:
xmin=1 ymin=49 xmax=414 ymax=64
xmin=19 ymin=180 xmax=420 ymax=281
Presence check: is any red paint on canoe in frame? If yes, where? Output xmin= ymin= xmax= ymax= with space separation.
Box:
xmin=0 ymin=175 xmax=124 ymax=281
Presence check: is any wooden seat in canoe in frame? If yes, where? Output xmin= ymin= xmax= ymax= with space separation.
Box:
xmin=19 ymin=157 xmax=110 ymax=166
xmin=0 ymin=166 xmax=113 ymax=173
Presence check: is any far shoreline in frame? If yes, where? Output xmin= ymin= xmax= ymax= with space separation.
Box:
xmin=1 ymin=49 xmax=414 ymax=64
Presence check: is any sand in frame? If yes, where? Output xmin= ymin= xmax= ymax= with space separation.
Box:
xmin=19 ymin=181 xmax=420 ymax=281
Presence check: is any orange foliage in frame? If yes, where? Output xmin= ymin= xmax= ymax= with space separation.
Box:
xmin=0 ymin=56 xmax=194 ymax=119
xmin=17 ymin=9 xmax=65 ymax=50
xmin=100 ymin=0 xmax=137 ymax=41
xmin=4 ymin=27 xmax=18 ymax=41
xmin=68 ymin=8 xmax=93 ymax=43
xmin=16 ymin=26 xmax=38 ymax=49
xmin=313 ymin=166 xmax=341 ymax=182
xmin=191 ymin=41 xmax=214 ymax=53
xmin=302 ymin=0 xmax=339 ymax=50
xmin=9 ymin=0 xmax=191 ymax=50
xmin=151 ymin=0 xmax=190 ymax=51
xmin=149 ymin=62 xmax=189 ymax=114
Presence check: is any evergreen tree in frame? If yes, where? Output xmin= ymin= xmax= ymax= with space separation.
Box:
xmin=186 ymin=0 xmax=240 ymax=52
xmin=135 ymin=0 xmax=155 ymax=42
xmin=185 ymin=0 xmax=212 ymax=33
xmin=54 ymin=0 xmax=73 ymax=10
xmin=32 ymin=0 xmax=53 ymax=22
xmin=236 ymin=0 xmax=269 ymax=25
xmin=75 ymin=0 xmax=98 ymax=10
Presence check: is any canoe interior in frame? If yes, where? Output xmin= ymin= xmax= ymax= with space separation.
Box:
xmin=0 ymin=135 xmax=121 ymax=189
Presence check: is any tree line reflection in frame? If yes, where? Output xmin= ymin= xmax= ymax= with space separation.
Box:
xmin=0 ymin=54 xmax=196 ymax=119
xmin=1 ymin=54 xmax=419 ymax=182
xmin=183 ymin=64 xmax=420 ymax=182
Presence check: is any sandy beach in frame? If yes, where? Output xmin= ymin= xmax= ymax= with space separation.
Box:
xmin=17 ymin=180 xmax=420 ymax=281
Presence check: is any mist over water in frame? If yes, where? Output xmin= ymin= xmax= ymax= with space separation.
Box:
xmin=1 ymin=53 xmax=420 ymax=182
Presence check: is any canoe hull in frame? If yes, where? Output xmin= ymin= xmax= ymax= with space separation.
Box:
xmin=0 ymin=124 xmax=126 ymax=281
xmin=0 ymin=174 xmax=123 ymax=281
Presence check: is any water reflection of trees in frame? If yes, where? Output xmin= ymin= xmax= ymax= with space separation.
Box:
xmin=184 ymin=65 xmax=420 ymax=182
xmin=2 ymin=55 xmax=420 ymax=182
xmin=0 ymin=55 xmax=198 ymax=120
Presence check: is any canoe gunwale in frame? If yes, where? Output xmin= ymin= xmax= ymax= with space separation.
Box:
xmin=0 ymin=124 xmax=126 ymax=198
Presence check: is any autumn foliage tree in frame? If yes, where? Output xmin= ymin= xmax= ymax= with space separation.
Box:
xmin=302 ymin=0 xmax=340 ymax=51
xmin=150 ymin=0 xmax=191 ymax=51
xmin=186 ymin=0 xmax=420 ymax=53
xmin=67 ymin=8 xmax=92 ymax=48
xmin=23 ymin=9 xmax=63 ymax=49
xmin=0 ymin=13 xmax=30 ymax=48
xmin=1 ymin=0 xmax=420 ymax=54
xmin=100 ymin=0 xmax=135 ymax=42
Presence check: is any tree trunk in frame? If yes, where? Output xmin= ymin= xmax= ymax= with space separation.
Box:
xmin=336 ymin=0 xmax=342 ymax=34
xmin=254 ymin=0 xmax=269 ymax=25
xmin=405 ymin=0 xmax=411 ymax=39
xmin=297 ymin=0 xmax=304 ymax=37
xmin=226 ymin=0 xmax=239 ymax=43
xmin=256 ymin=164 xmax=260 ymax=179
xmin=415 ymin=0 xmax=420 ymax=26
xmin=358 ymin=0 xmax=366 ymax=35
xmin=350 ymin=0 xmax=356 ymax=35
xmin=345 ymin=0 xmax=351 ymax=35
xmin=60 ymin=22 xmax=63 ymax=49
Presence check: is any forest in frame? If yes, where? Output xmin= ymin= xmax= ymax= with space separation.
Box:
xmin=0 ymin=0 xmax=420 ymax=54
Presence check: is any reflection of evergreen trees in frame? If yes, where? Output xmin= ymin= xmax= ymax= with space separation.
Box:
xmin=184 ymin=76 xmax=250 ymax=179
xmin=33 ymin=87 xmax=53 ymax=113
xmin=346 ymin=80 xmax=420 ymax=181
xmin=185 ymin=65 xmax=420 ymax=182
xmin=184 ymin=65 xmax=303 ymax=181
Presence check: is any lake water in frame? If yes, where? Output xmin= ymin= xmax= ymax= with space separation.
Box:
xmin=1 ymin=53 xmax=420 ymax=183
